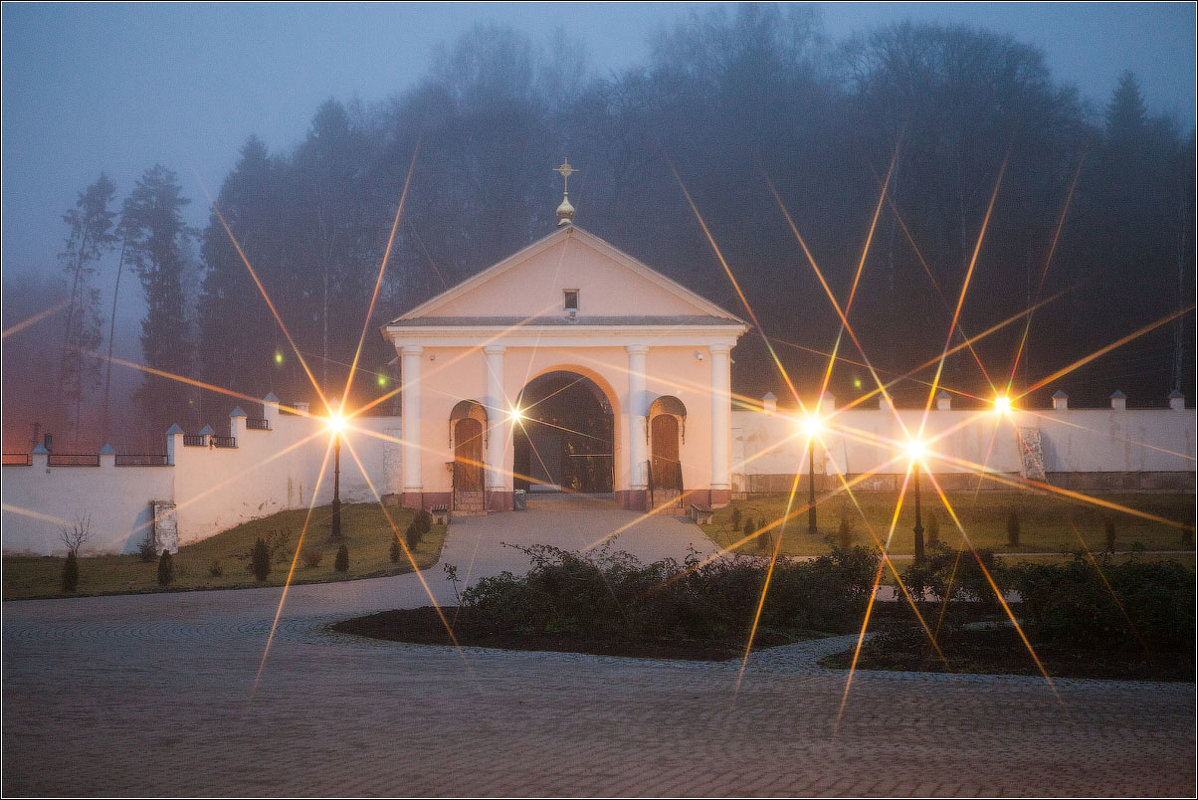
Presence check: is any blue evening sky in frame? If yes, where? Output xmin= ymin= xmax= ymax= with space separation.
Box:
xmin=3 ymin=1 xmax=1194 ymax=286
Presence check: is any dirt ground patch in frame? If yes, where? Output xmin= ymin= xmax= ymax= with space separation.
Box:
xmin=333 ymin=606 xmax=819 ymax=661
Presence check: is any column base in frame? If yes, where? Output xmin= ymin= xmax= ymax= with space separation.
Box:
xmin=616 ymin=489 xmax=649 ymax=512
xmin=402 ymin=491 xmax=451 ymax=510
xmin=708 ymin=488 xmax=732 ymax=508
xmin=487 ymin=490 xmax=513 ymax=512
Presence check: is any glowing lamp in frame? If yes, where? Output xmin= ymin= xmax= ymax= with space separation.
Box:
xmin=377 ymin=374 xmax=388 ymax=388
xmin=274 ymin=352 xmax=284 ymax=365
xmin=993 ymin=395 xmax=1012 ymax=414
xmin=905 ymin=439 xmax=926 ymax=462
xmin=801 ymin=413 xmax=822 ymax=438
xmin=509 ymin=406 xmax=526 ymax=423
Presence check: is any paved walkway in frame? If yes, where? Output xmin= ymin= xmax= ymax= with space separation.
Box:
xmin=3 ymin=496 xmax=1195 ymax=796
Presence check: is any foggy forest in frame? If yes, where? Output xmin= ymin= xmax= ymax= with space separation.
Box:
xmin=3 ymin=4 xmax=1194 ymax=454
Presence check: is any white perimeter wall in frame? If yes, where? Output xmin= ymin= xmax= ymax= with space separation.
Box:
xmin=2 ymin=398 xmax=404 ymax=556
xmin=730 ymin=404 xmax=1196 ymax=481
xmin=3 ymin=395 xmax=1193 ymax=555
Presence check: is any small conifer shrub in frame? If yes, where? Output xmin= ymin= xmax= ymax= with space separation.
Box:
xmin=209 ymin=558 xmax=223 ymax=577
xmin=252 ymin=537 xmax=271 ymax=581
xmin=927 ymin=513 xmax=940 ymax=548
xmin=334 ymin=544 xmax=349 ymax=572
xmin=62 ymin=550 xmax=79 ymax=593
xmin=742 ymin=516 xmax=755 ymax=541
xmin=1104 ymin=519 xmax=1117 ymax=553
xmin=405 ymin=522 xmax=421 ymax=551
xmin=157 ymin=550 xmax=174 ymax=587
xmin=415 ymin=510 xmax=433 ymax=535
xmin=838 ymin=514 xmax=853 ymax=550
xmin=389 ymin=537 xmax=401 ymax=563
xmin=1006 ymin=510 xmax=1021 ymax=547
xmin=730 ymin=507 xmax=742 ymax=532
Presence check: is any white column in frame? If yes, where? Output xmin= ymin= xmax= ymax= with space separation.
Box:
xmin=627 ymin=344 xmax=648 ymax=490
xmin=710 ymin=344 xmax=731 ymax=491
xmin=401 ymin=345 xmax=423 ymax=495
xmin=485 ymin=346 xmax=506 ymax=492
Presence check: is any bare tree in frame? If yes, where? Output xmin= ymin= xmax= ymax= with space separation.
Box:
xmin=59 ymin=513 xmax=92 ymax=556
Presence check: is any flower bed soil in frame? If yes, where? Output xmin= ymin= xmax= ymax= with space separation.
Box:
xmin=332 ymin=606 xmax=811 ymax=661
xmin=819 ymin=625 xmax=1194 ymax=682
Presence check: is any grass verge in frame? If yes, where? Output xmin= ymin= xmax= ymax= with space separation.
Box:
xmin=702 ymin=491 xmax=1195 ymax=559
xmin=3 ymin=502 xmax=446 ymax=600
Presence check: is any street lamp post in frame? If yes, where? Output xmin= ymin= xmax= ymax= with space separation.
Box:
xmin=331 ymin=430 xmax=342 ymax=540
xmin=807 ymin=436 xmax=817 ymax=535
xmin=912 ymin=458 xmax=925 ymax=566
xmin=329 ymin=400 xmax=343 ymax=541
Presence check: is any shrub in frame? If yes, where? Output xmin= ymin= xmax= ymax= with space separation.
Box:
xmin=837 ymin=513 xmax=853 ymax=550
xmin=157 ymin=550 xmax=174 ymax=587
xmin=208 ymin=558 xmax=223 ymax=577
xmin=137 ymin=535 xmax=157 ymax=563
xmin=730 ymin=507 xmax=742 ymax=532
xmin=415 ymin=510 xmax=433 ymax=535
xmin=334 ymin=544 xmax=349 ymax=572
xmin=251 ymin=537 xmax=271 ymax=581
xmin=405 ymin=522 xmax=421 ymax=551
xmin=61 ymin=550 xmax=79 ymax=593
xmin=926 ymin=513 xmax=940 ymax=548
xmin=459 ymin=542 xmax=880 ymax=641
xmin=902 ymin=546 xmax=1006 ymax=616
xmin=1009 ymin=556 xmax=1195 ymax=652
xmin=389 ymin=537 xmax=401 ymax=563
xmin=742 ymin=516 xmax=755 ymax=540
xmin=301 ymin=548 xmax=323 ymax=569
xmin=758 ymin=527 xmax=775 ymax=554
xmin=1006 ymin=510 xmax=1021 ymax=547
xmin=1104 ymin=519 xmax=1117 ymax=553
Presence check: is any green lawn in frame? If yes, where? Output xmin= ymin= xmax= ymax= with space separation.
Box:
xmin=703 ymin=491 xmax=1196 ymax=558
xmin=3 ymin=502 xmax=446 ymax=601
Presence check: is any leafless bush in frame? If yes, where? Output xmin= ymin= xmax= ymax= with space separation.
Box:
xmin=59 ymin=514 xmax=92 ymax=556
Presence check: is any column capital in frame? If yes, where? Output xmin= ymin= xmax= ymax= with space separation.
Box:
xmin=708 ymin=343 xmax=731 ymax=355
xmin=401 ymin=345 xmax=424 ymax=356
xmin=626 ymin=344 xmax=649 ymax=355
xmin=484 ymin=345 xmax=507 ymax=356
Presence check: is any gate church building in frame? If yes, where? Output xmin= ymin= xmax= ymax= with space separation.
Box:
xmin=382 ymin=212 xmax=748 ymax=513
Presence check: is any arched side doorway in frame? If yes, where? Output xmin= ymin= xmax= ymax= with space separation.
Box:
xmin=513 ymin=371 xmax=614 ymax=495
xmin=649 ymin=395 xmax=686 ymax=508
xmin=449 ymin=400 xmax=487 ymax=514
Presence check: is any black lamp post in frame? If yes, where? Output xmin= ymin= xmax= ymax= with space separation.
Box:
xmin=807 ymin=437 xmax=817 ymax=535
xmin=912 ymin=458 xmax=925 ymax=566
xmin=330 ymin=401 xmax=343 ymax=541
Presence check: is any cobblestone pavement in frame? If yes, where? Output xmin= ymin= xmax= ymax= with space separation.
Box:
xmin=4 ymin=497 xmax=1195 ymax=797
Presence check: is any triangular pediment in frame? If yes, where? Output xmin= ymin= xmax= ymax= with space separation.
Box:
xmin=389 ymin=226 xmax=744 ymax=326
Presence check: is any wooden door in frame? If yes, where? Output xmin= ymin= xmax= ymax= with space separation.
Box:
xmin=453 ymin=418 xmax=484 ymax=513
xmin=650 ymin=414 xmax=682 ymax=508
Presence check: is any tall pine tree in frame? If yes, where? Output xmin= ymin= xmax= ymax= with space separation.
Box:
xmin=121 ymin=165 xmax=196 ymax=435
xmin=57 ymin=174 xmax=118 ymax=446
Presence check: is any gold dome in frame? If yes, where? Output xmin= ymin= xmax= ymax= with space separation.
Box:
xmin=556 ymin=193 xmax=575 ymax=225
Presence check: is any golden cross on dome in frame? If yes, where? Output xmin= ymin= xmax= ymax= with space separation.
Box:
xmin=554 ymin=158 xmax=578 ymax=193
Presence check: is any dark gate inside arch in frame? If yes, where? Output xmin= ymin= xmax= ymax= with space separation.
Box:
xmin=513 ymin=371 xmax=614 ymax=494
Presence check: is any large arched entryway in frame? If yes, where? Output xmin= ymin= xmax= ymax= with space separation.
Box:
xmin=450 ymin=400 xmax=487 ymax=513
xmin=513 ymin=371 xmax=614 ymax=495
xmin=649 ymin=395 xmax=686 ymax=508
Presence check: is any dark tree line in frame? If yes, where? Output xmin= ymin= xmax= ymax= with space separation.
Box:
xmin=26 ymin=5 xmax=1197 ymax=448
